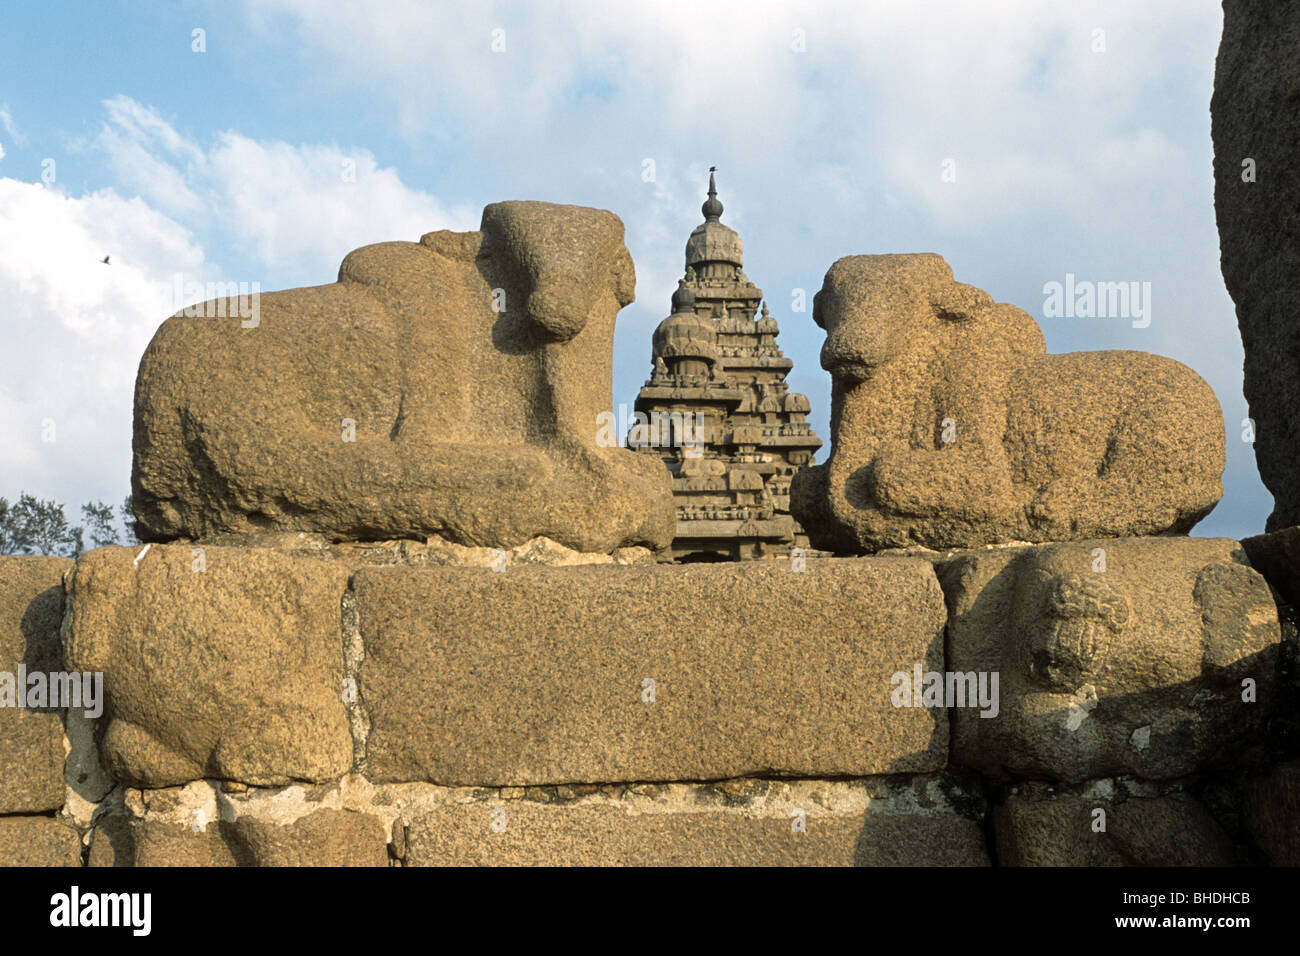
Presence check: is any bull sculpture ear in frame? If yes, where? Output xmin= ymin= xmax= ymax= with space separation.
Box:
xmin=812 ymin=288 xmax=827 ymax=329
xmin=931 ymin=281 xmax=993 ymax=321
xmin=612 ymin=244 xmax=635 ymax=308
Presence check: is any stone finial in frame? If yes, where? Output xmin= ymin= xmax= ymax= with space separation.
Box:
xmin=670 ymin=279 xmax=696 ymax=314
xmin=702 ymin=167 xmax=723 ymax=222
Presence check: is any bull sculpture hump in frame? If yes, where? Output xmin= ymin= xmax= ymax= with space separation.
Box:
xmin=790 ymin=252 xmax=1225 ymax=553
xmin=131 ymin=200 xmax=676 ymax=554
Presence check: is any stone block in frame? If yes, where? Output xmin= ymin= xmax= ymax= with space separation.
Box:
xmin=0 ymin=556 xmax=71 ymax=813
xmin=64 ymin=545 xmax=353 ymax=787
xmin=89 ymin=782 xmax=389 ymax=866
xmin=0 ymin=816 xmax=82 ymax=867
xmin=1242 ymin=760 xmax=1300 ymax=866
xmin=405 ymin=777 xmax=988 ymax=866
xmin=357 ymin=558 xmax=948 ymax=785
xmin=943 ymin=537 xmax=1280 ymax=782
xmin=994 ymin=786 xmax=1235 ymax=866
xmin=223 ymin=809 xmax=388 ymax=867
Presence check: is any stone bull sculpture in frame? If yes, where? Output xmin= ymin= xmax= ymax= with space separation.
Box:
xmin=791 ymin=254 xmax=1225 ymax=552
xmin=132 ymin=201 xmax=676 ymax=553
xmin=942 ymin=537 xmax=1280 ymax=782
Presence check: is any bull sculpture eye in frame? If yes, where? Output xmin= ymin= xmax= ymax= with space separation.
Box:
xmin=929 ymin=280 xmax=993 ymax=322
xmin=1028 ymin=572 xmax=1130 ymax=688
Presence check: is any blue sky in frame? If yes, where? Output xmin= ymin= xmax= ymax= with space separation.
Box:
xmin=0 ymin=0 xmax=1267 ymax=539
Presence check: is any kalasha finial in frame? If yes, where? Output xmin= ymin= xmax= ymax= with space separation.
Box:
xmin=702 ymin=166 xmax=723 ymax=222
xmin=671 ymin=279 xmax=696 ymax=314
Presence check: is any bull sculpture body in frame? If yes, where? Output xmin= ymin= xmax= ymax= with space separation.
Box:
xmin=132 ymin=201 xmax=675 ymax=553
xmin=792 ymin=253 xmax=1225 ymax=553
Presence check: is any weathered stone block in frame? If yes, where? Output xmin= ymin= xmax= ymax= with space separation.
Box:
xmin=791 ymin=254 xmax=1224 ymax=553
xmin=994 ymin=786 xmax=1235 ymax=866
xmin=89 ymin=782 xmax=390 ymax=866
xmin=102 ymin=812 xmax=389 ymax=867
xmin=1241 ymin=525 xmax=1300 ymax=607
xmin=405 ymin=777 xmax=988 ymax=866
xmin=357 ymin=558 xmax=948 ymax=785
xmin=64 ymin=546 xmax=353 ymax=787
xmin=0 ymin=556 xmax=71 ymax=814
xmin=0 ymin=816 xmax=82 ymax=867
xmin=1242 ymin=760 xmax=1300 ymax=866
xmin=133 ymin=823 xmax=240 ymax=867
xmin=131 ymin=201 xmax=674 ymax=554
xmin=224 ymin=809 xmax=388 ymax=867
xmin=943 ymin=537 xmax=1280 ymax=782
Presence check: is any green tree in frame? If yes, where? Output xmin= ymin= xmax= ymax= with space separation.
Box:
xmin=14 ymin=494 xmax=79 ymax=556
xmin=119 ymin=495 xmax=140 ymax=545
xmin=0 ymin=497 xmax=26 ymax=554
xmin=80 ymin=500 xmax=118 ymax=549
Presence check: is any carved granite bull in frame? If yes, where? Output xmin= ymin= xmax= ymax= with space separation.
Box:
xmin=942 ymin=536 xmax=1280 ymax=782
xmin=132 ymin=201 xmax=675 ymax=553
xmin=790 ymin=253 xmax=1225 ymax=552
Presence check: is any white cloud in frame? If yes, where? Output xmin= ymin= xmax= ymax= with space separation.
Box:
xmin=96 ymin=96 xmax=477 ymax=281
xmin=0 ymin=95 xmax=478 ymax=517
xmin=98 ymin=96 xmax=207 ymax=218
xmin=203 ymin=132 xmax=478 ymax=274
xmin=0 ymin=179 xmax=212 ymax=508
xmin=0 ymin=105 xmax=25 ymax=148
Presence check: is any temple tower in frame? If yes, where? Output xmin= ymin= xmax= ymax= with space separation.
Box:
xmin=629 ymin=171 xmax=822 ymax=561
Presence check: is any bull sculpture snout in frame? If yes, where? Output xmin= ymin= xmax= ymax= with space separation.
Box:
xmin=817 ymin=276 xmax=991 ymax=385
xmin=526 ymin=280 xmax=591 ymax=342
xmin=820 ymin=336 xmax=879 ymax=384
xmin=818 ymin=300 xmax=902 ymax=385
xmin=524 ymin=245 xmax=635 ymax=343
xmin=481 ymin=200 xmax=635 ymax=344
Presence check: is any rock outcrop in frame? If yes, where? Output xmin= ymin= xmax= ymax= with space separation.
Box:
xmin=791 ymin=254 xmax=1225 ymax=553
xmin=1213 ymin=0 xmax=1300 ymax=531
xmin=131 ymin=201 xmax=675 ymax=555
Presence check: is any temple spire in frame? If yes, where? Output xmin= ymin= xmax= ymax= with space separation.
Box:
xmin=631 ymin=177 xmax=823 ymax=561
xmin=702 ymin=166 xmax=724 ymax=222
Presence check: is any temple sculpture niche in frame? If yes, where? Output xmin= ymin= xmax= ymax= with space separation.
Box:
xmin=628 ymin=172 xmax=822 ymax=561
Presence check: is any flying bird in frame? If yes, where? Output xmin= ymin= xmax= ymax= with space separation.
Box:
xmin=100 ymin=255 xmax=111 ymax=265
